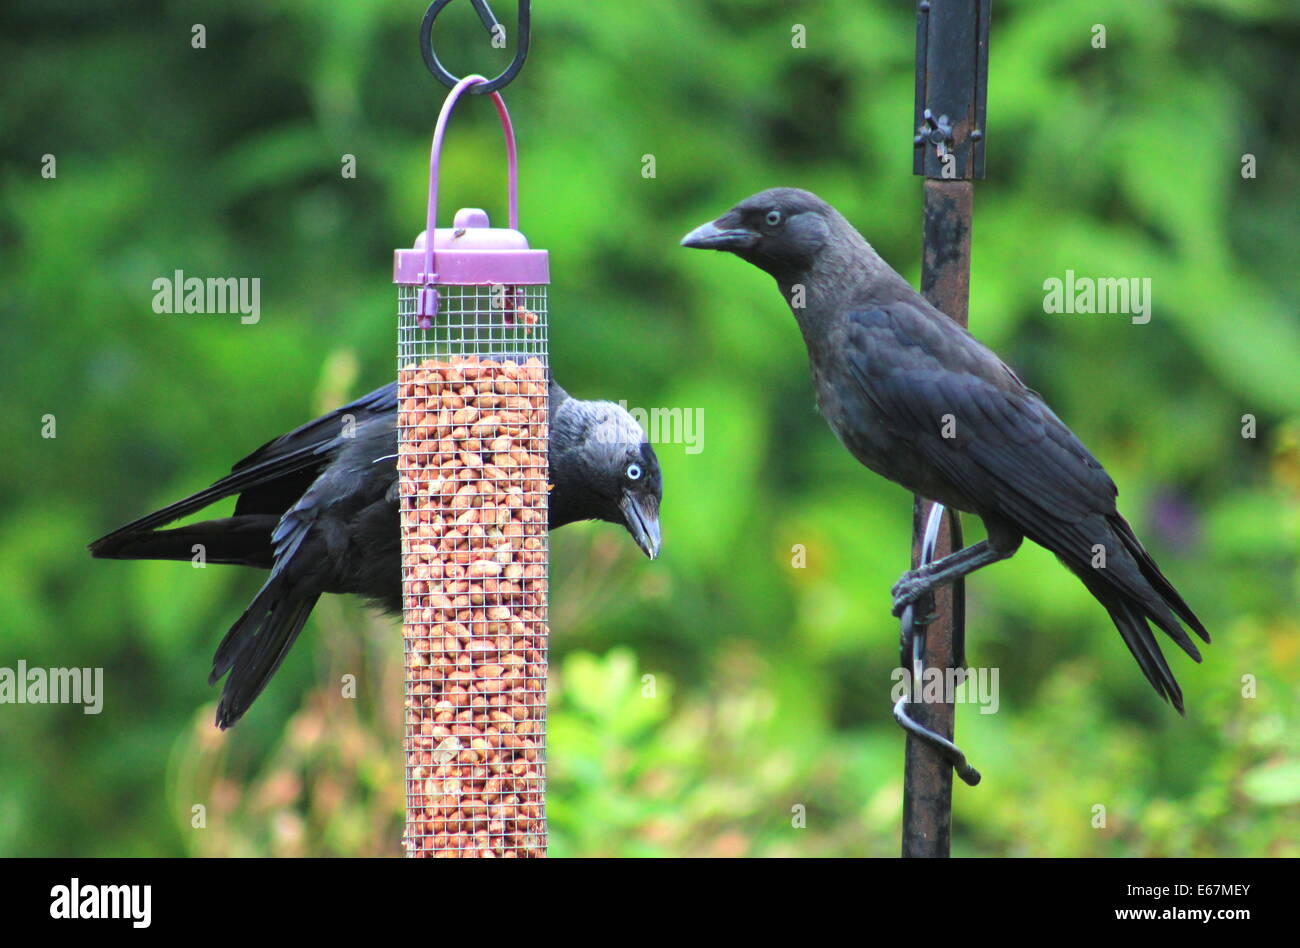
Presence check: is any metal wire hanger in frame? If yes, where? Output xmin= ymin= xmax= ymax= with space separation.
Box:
xmin=894 ymin=502 xmax=982 ymax=786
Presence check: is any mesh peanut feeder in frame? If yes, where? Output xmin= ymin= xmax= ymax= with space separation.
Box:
xmin=396 ymin=75 xmax=550 ymax=858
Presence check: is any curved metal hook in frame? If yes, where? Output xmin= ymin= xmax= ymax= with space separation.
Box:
xmin=893 ymin=693 xmax=981 ymax=786
xmin=894 ymin=502 xmax=981 ymax=787
xmin=421 ymin=0 xmax=531 ymax=94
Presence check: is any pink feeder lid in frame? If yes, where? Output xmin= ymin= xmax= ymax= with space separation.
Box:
xmin=394 ymin=207 xmax=550 ymax=286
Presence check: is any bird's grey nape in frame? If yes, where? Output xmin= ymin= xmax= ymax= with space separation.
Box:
xmin=556 ymin=398 xmax=646 ymax=456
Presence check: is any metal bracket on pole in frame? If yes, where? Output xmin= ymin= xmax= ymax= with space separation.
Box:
xmin=913 ymin=0 xmax=990 ymax=179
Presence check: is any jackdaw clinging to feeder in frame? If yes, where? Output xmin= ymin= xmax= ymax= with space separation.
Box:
xmin=682 ymin=186 xmax=1207 ymax=712
xmin=90 ymin=375 xmax=662 ymax=729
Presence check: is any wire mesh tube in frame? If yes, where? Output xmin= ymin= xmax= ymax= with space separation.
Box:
xmin=399 ymin=284 xmax=549 ymax=857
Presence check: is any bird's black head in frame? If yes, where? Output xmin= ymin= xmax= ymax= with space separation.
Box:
xmin=680 ymin=188 xmax=834 ymax=283
xmin=550 ymin=399 xmax=663 ymax=560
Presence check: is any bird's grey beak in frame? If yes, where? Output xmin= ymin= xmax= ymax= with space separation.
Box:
xmin=680 ymin=217 xmax=758 ymax=251
xmin=620 ymin=491 xmax=661 ymax=560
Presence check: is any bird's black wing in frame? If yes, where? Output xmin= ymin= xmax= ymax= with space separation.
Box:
xmin=206 ymin=418 xmax=398 ymax=728
xmin=89 ymin=383 xmax=397 ymax=554
xmin=208 ymin=490 xmax=324 ymax=729
xmin=840 ymin=305 xmax=1117 ymax=526
xmin=841 ymin=305 xmax=1206 ymax=707
xmin=230 ymin=382 xmax=397 ymax=517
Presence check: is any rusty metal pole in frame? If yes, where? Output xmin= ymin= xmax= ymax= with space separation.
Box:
xmin=902 ymin=0 xmax=990 ymax=859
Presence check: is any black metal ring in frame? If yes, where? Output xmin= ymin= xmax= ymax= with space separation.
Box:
xmin=421 ymin=0 xmax=531 ymax=94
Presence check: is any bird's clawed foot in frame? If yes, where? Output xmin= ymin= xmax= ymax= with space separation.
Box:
xmin=891 ymin=568 xmax=933 ymax=617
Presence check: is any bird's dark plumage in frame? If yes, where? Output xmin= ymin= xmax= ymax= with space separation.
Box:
xmin=683 ymin=187 xmax=1207 ymax=712
xmin=90 ymin=375 xmax=662 ymax=728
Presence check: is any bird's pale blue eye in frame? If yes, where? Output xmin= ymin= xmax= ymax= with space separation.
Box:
xmin=765 ymin=210 xmax=783 ymax=227
xmin=626 ymin=463 xmax=642 ymax=481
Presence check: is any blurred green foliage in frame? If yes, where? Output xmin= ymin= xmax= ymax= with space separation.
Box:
xmin=1 ymin=0 xmax=1296 ymax=857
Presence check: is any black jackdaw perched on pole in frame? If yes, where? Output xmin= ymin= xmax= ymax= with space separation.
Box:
xmin=683 ymin=187 xmax=1207 ymax=712
xmin=90 ymin=376 xmax=662 ymax=728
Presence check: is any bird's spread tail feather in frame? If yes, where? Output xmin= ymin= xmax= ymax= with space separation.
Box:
xmin=88 ymin=516 xmax=277 ymax=568
xmin=1110 ymin=513 xmax=1210 ymax=645
xmin=1066 ymin=516 xmax=1208 ymax=714
xmin=1101 ymin=583 xmax=1185 ymax=713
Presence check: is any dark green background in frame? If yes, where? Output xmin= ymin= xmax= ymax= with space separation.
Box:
xmin=1 ymin=0 xmax=1296 ymax=856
